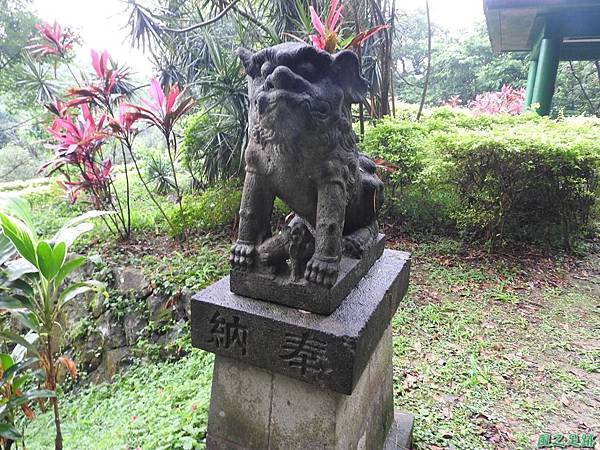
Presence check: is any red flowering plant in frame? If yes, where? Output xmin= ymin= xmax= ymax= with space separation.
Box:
xmin=42 ymin=103 xmax=123 ymax=227
xmin=307 ymin=0 xmax=390 ymax=54
xmin=37 ymin=40 xmax=194 ymax=239
xmin=468 ymin=85 xmax=525 ymax=116
xmin=40 ymin=50 xmax=137 ymax=238
xmin=442 ymin=95 xmax=461 ymax=108
xmin=26 ymin=21 xmax=77 ymax=58
xmin=68 ymin=50 xmax=132 ymax=110
xmin=441 ymin=86 xmax=525 ymax=116
xmin=124 ymin=78 xmax=195 ymax=238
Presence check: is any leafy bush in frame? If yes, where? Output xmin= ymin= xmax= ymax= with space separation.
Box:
xmin=0 ymin=196 xmax=107 ymax=448
xmin=437 ymin=126 xmax=599 ymax=247
xmin=171 ymin=181 xmax=242 ymax=234
xmin=361 ymin=108 xmax=600 ymax=247
xmin=359 ymin=116 xmax=427 ymax=194
xmin=181 ymin=111 xmax=245 ymax=187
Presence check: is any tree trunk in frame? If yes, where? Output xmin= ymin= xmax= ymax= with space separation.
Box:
xmin=45 ymin=346 xmax=62 ymax=450
xmin=417 ymin=0 xmax=432 ymax=121
xmin=51 ymin=396 xmax=63 ymax=450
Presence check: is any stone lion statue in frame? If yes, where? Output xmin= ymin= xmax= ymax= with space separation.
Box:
xmin=230 ymin=43 xmax=384 ymax=288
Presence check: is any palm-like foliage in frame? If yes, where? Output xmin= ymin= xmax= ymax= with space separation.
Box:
xmin=0 ymin=196 xmax=107 ymax=450
xmin=0 ymin=349 xmax=55 ymax=449
xmin=17 ymin=57 xmax=60 ymax=104
xmin=124 ymin=0 xmax=395 ymax=186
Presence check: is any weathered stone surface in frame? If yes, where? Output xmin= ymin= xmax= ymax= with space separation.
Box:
xmin=146 ymin=293 xmax=171 ymax=322
xmin=207 ymin=356 xmax=273 ymax=450
xmin=61 ymin=294 xmax=90 ymax=330
xmin=230 ymin=43 xmax=384 ymax=296
xmin=97 ymin=310 xmax=127 ymax=349
xmin=124 ymin=310 xmax=147 ymax=346
xmin=156 ymin=319 xmax=186 ymax=359
xmin=192 ymin=249 xmax=410 ymax=395
xmin=74 ymin=329 xmax=103 ymax=372
xmin=89 ymin=347 xmax=132 ymax=383
xmin=64 ymin=255 xmax=94 ymax=283
xmin=383 ymin=412 xmax=415 ymax=450
xmin=206 ymin=324 xmax=401 ymax=450
xmin=114 ymin=267 xmax=151 ymax=298
xmin=230 ymin=234 xmax=385 ymax=314
xmin=91 ymin=293 xmax=106 ymax=318
xmin=179 ymin=291 xmax=193 ymax=320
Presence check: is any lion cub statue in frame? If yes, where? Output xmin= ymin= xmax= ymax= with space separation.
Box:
xmin=230 ymin=43 xmax=384 ymax=288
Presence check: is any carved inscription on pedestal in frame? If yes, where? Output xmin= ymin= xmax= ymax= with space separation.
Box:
xmin=279 ymin=332 xmax=332 ymax=378
xmin=208 ymin=311 xmax=248 ymax=356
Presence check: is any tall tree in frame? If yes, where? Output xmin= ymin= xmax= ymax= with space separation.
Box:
xmin=0 ymin=0 xmax=39 ymax=111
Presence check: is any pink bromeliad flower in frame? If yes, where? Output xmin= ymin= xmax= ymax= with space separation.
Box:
xmin=309 ymin=0 xmax=389 ymax=53
xmin=27 ymin=22 xmax=76 ymax=58
xmin=309 ymin=0 xmax=344 ymax=52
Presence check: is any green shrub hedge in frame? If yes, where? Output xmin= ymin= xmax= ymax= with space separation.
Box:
xmin=171 ymin=181 xmax=242 ymax=234
xmin=360 ymin=108 xmax=600 ymax=247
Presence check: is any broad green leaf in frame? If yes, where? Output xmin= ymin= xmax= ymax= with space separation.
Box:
xmin=0 ymin=295 xmax=28 ymax=311
xmin=35 ymin=240 xmax=53 ymax=280
xmin=58 ymin=280 xmax=105 ymax=307
xmin=50 ymin=241 xmax=67 ymax=279
xmin=6 ymin=389 xmax=55 ymax=410
xmin=0 ymin=195 xmax=34 ymax=230
xmin=5 ymin=258 xmax=38 ymax=281
xmin=0 ymin=213 xmax=37 ymax=268
xmin=0 ymin=353 xmax=13 ymax=371
xmin=0 ymin=331 xmax=39 ymax=357
xmin=12 ymin=311 xmax=39 ymax=332
xmin=7 ymin=278 xmax=34 ymax=297
xmin=22 ymin=389 xmax=55 ymax=400
xmin=54 ymin=256 xmax=86 ymax=288
xmin=2 ymin=358 xmax=37 ymax=382
xmin=36 ymin=240 xmax=66 ymax=281
xmin=0 ymin=423 xmax=22 ymax=440
xmin=0 ymin=235 xmax=16 ymax=266
xmin=11 ymin=374 xmax=28 ymax=391
xmin=53 ymin=222 xmax=93 ymax=248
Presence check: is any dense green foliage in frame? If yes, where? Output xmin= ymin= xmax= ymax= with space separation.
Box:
xmin=361 ymin=109 xmax=600 ymax=247
xmin=26 ymin=351 xmax=214 ymax=450
xmin=394 ymin=13 xmax=600 ymax=117
xmin=171 ymin=181 xmax=242 ymax=234
xmin=181 ymin=110 xmax=245 ymax=187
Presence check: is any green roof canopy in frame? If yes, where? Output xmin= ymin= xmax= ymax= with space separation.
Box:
xmin=483 ymin=0 xmax=600 ymax=114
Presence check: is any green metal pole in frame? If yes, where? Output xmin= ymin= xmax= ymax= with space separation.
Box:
xmin=531 ymin=37 xmax=561 ymax=115
xmin=524 ymin=58 xmax=538 ymax=108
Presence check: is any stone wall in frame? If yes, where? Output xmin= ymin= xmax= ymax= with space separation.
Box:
xmin=57 ymin=260 xmax=192 ymax=384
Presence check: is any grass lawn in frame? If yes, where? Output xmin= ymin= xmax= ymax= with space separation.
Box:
xmin=4 ymin=180 xmax=599 ymax=450
xmin=23 ymin=237 xmax=599 ymax=450
xmin=390 ymin=237 xmax=600 ymax=449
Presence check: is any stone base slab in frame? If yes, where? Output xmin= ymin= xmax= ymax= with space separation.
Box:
xmin=383 ymin=413 xmax=415 ymax=450
xmin=230 ymin=234 xmax=386 ymax=314
xmin=192 ymin=250 xmax=411 ymax=394
xmin=206 ymin=324 xmax=413 ymax=450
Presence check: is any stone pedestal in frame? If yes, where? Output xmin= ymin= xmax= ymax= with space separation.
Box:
xmin=191 ymin=250 xmax=412 ymax=450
